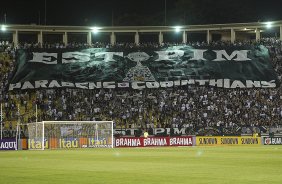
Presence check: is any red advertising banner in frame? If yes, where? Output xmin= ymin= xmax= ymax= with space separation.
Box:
xmin=115 ymin=136 xmax=193 ymax=147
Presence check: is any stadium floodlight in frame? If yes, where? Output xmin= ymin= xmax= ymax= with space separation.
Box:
xmin=174 ymin=26 xmax=181 ymax=33
xmin=243 ymin=28 xmax=252 ymax=31
xmin=265 ymin=22 xmax=273 ymax=29
xmin=91 ymin=27 xmax=101 ymax=34
xmin=1 ymin=25 xmax=7 ymax=31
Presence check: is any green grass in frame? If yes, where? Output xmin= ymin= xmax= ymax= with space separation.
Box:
xmin=0 ymin=146 xmax=282 ymax=184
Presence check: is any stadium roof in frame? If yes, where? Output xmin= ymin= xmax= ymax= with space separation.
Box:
xmin=3 ymin=21 xmax=282 ymax=33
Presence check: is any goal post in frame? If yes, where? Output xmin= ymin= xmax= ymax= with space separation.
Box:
xmin=27 ymin=121 xmax=114 ymax=150
xmin=27 ymin=122 xmax=44 ymax=150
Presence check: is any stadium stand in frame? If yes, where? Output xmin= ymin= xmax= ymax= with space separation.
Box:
xmin=0 ymin=39 xmax=282 ymax=138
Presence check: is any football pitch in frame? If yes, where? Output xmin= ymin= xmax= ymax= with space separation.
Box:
xmin=0 ymin=146 xmax=281 ymax=184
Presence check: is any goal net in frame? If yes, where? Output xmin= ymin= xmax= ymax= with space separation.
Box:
xmin=27 ymin=121 xmax=114 ymax=150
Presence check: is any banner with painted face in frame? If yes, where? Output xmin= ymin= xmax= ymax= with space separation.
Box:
xmin=9 ymin=45 xmax=278 ymax=91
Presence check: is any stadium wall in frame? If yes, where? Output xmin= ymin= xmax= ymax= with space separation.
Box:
xmin=7 ymin=136 xmax=282 ymax=150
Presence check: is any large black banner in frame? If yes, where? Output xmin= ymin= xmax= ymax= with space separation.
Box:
xmin=9 ymin=45 xmax=278 ymax=90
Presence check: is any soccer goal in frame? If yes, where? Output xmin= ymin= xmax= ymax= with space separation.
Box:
xmin=27 ymin=121 xmax=114 ymax=150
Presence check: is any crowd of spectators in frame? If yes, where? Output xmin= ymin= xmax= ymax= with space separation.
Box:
xmin=0 ymin=38 xmax=282 ymax=137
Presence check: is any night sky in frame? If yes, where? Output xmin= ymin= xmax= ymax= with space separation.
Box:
xmin=1 ymin=0 xmax=282 ymax=26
